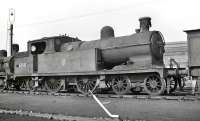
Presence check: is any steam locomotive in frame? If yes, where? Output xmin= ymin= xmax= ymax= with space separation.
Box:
xmin=0 ymin=17 xmax=199 ymax=95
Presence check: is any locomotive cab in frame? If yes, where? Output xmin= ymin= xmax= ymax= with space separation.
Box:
xmin=26 ymin=36 xmax=82 ymax=73
xmin=30 ymin=42 xmax=46 ymax=54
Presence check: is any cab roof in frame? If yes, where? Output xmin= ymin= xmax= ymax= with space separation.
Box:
xmin=28 ymin=35 xmax=81 ymax=43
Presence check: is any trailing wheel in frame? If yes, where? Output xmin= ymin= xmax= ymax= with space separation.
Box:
xmin=27 ymin=79 xmax=37 ymax=91
xmin=0 ymin=78 xmax=6 ymax=91
xmin=45 ymin=77 xmax=64 ymax=93
xmin=18 ymin=79 xmax=29 ymax=90
xmin=76 ymin=76 xmax=99 ymax=94
xmin=111 ymin=75 xmax=131 ymax=95
xmin=6 ymin=80 xmax=15 ymax=90
xmin=13 ymin=79 xmax=29 ymax=91
xmin=6 ymin=80 xmax=21 ymax=90
xmin=144 ymin=74 xmax=166 ymax=95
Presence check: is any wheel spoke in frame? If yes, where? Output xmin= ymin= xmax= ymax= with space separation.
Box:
xmin=76 ymin=76 xmax=98 ymax=94
xmin=144 ymin=74 xmax=165 ymax=95
xmin=111 ymin=76 xmax=131 ymax=95
xmin=45 ymin=78 xmax=63 ymax=93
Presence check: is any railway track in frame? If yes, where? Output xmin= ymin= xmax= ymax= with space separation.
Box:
xmin=1 ymin=89 xmax=200 ymax=102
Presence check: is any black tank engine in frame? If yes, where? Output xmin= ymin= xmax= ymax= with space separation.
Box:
xmin=0 ymin=17 xmax=199 ymax=95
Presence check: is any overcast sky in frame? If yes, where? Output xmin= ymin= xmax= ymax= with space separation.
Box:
xmin=0 ymin=0 xmax=200 ymax=51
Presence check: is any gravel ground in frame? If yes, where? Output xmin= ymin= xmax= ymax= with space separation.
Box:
xmin=0 ymin=109 xmax=117 ymax=121
xmin=0 ymin=113 xmax=60 ymax=121
xmin=0 ymin=93 xmax=200 ymax=121
xmin=0 ymin=112 xmax=118 ymax=121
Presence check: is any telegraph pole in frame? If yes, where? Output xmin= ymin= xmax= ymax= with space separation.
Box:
xmin=8 ymin=8 xmax=15 ymax=56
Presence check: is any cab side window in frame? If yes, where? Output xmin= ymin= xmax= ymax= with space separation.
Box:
xmin=31 ymin=42 xmax=46 ymax=54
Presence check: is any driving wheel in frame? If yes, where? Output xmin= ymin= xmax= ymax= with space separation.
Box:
xmin=76 ymin=76 xmax=99 ymax=95
xmin=111 ymin=75 xmax=131 ymax=95
xmin=45 ymin=77 xmax=63 ymax=93
xmin=144 ymin=74 xmax=166 ymax=95
xmin=27 ymin=79 xmax=37 ymax=91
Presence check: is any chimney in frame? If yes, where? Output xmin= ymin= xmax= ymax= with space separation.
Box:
xmin=139 ymin=17 xmax=151 ymax=32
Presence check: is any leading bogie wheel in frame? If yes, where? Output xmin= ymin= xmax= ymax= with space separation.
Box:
xmin=111 ymin=75 xmax=131 ymax=95
xmin=76 ymin=76 xmax=99 ymax=95
xmin=0 ymin=78 xmax=6 ymax=91
xmin=143 ymin=74 xmax=166 ymax=95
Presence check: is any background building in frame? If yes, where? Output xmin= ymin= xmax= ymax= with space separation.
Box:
xmin=164 ymin=41 xmax=188 ymax=68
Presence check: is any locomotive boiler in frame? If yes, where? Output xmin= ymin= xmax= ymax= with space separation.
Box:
xmin=0 ymin=17 xmax=167 ymax=95
xmin=61 ymin=24 xmax=165 ymax=70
